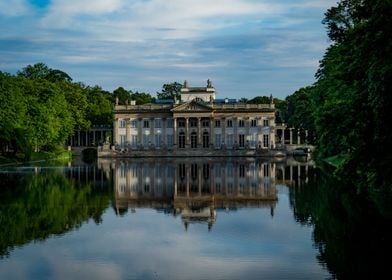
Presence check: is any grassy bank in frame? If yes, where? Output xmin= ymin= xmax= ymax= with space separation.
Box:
xmin=0 ymin=150 xmax=72 ymax=166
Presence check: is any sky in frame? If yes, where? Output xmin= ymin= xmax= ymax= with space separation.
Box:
xmin=0 ymin=0 xmax=336 ymax=99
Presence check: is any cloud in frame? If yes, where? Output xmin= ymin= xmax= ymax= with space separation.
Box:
xmin=0 ymin=0 xmax=30 ymax=17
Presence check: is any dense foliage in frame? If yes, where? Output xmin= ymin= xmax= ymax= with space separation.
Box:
xmin=156 ymin=82 xmax=182 ymax=100
xmin=311 ymin=0 xmax=392 ymax=191
xmin=0 ymin=63 xmax=155 ymax=160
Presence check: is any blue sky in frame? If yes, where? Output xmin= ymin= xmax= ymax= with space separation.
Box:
xmin=0 ymin=0 xmax=335 ymax=99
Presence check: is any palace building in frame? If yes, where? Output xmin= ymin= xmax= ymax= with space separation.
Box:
xmin=112 ymin=80 xmax=276 ymax=153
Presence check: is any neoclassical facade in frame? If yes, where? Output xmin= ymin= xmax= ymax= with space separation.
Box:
xmin=113 ymin=80 xmax=276 ymax=151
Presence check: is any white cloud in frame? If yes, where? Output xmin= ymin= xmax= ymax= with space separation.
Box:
xmin=41 ymin=0 xmax=282 ymax=40
xmin=0 ymin=0 xmax=30 ymax=17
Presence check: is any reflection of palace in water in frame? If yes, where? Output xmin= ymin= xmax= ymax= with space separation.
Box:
xmin=96 ymin=158 xmax=312 ymax=230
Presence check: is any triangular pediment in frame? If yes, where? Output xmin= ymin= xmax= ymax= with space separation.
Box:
xmin=172 ymin=100 xmax=213 ymax=112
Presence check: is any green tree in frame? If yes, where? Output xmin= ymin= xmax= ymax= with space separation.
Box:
xmin=247 ymin=96 xmax=270 ymax=104
xmin=130 ymin=91 xmax=155 ymax=105
xmin=113 ymin=87 xmax=131 ymax=105
xmin=157 ymin=82 xmax=182 ymax=100
xmin=312 ymin=0 xmax=392 ymax=191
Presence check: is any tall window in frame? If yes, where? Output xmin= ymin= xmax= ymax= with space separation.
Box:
xmin=239 ymin=134 xmax=245 ymax=148
xmin=179 ymin=132 xmax=185 ymax=148
xmin=131 ymin=135 xmax=138 ymax=147
xmin=167 ymin=135 xmax=174 ymax=147
xmin=178 ymin=119 xmax=185 ymax=127
xmin=227 ymin=119 xmax=233 ymax=127
xmin=215 ymin=134 xmax=221 ymax=148
xmin=120 ymin=135 xmax=126 ymax=145
xmin=202 ymin=119 xmax=209 ymax=127
xmin=203 ymin=132 xmax=209 ymax=148
xmin=143 ymin=120 xmax=149 ymax=128
xmin=155 ymin=119 xmax=161 ymax=128
xmin=166 ymin=119 xmax=174 ymax=128
xmin=155 ymin=134 xmax=161 ymax=147
xmin=263 ymin=119 xmax=269 ymax=127
xmin=251 ymin=119 xmax=257 ymax=127
xmin=238 ymin=120 xmax=245 ymax=127
xmin=131 ymin=120 xmax=138 ymax=128
xmin=190 ymin=119 xmax=198 ymax=127
xmin=227 ymin=134 xmax=233 ymax=146
xmin=191 ymin=132 xmax=197 ymax=148
xmin=215 ymin=120 xmax=221 ymax=127
xmin=263 ymin=134 xmax=269 ymax=148
xmin=120 ymin=120 xmax=126 ymax=128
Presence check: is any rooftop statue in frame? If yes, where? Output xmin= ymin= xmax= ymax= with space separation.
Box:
xmin=207 ymin=79 xmax=212 ymax=88
xmin=183 ymin=80 xmax=189 ymax=88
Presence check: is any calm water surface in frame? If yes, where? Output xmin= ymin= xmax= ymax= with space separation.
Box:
xmin=1 ymin=157 xmax=388 ymax=279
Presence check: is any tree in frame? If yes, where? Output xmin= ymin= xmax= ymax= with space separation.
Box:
xmin=312 ymin=0 xmax=392 ymax=191
xmin=130 ymin=91 xmax=155 ymax=105
xmin=113 ymin=87 xmax=131 ymax=105
xmin=247 ymin=96 xmax=270 ymax=104
xmin=157 ymin=82 xmax=182 ymax=100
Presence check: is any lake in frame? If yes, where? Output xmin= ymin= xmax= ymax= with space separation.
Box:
xmin=0 ymin=157 xmax=390 ymax=279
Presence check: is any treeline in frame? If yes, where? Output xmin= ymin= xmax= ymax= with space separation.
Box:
xmin=0 ymin=63 xmax=155 ymax=159
xmin=280 ymin=0 xmax=392 ymax=192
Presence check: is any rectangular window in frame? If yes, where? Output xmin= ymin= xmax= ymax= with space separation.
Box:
xmin=238 ymin=120 xmax=245 ymax=127
xmin=131 ymin=135 xmax=138 ymax=147
xmin=143 ymin=120 xmax=149 ymax=128
xmin=167 ymin=135 xmax=174 ymax=147
xmin=227 ymin=119 xmax=233 ymax=127
xmin=120 ymin=120 xmax=126 ymax=128
xmin=263 ymin=119 xmax=269 ymax=127
xmin=251 ymin=119 xmax=257 ymax=127
xmin=155 ymin=134 xmax=162 ymax=147
xmin=131 ymin=120 xmax=137 ymax=128
xmin=215 ymin=134 xmax=221 ymax=148
xmin=202 ymin=119 xmax=209 ymax=127
xmin=178 ymin=119 xmax=185 ymax=127
xmin=190 ymin=119 xmax=198 ymax=127
xmin=263 ymin=134 xmax=269 ymax=148
xmin=143 ymin=134 xmax=149 ymax=146
xmin=154 ymin=119 xmax=161 ymax=128
xmin=227 ymin=134 xmax=233 ymax=146
xmin=215 ymin=120 xmax=221 ymax=127
xmin=166 ymin=119 xmax=173 ymax=128
xmin=120 ymin=135 xmax=126 ymax=145
xmin=239 ymin=134 xmax=245 ymax=148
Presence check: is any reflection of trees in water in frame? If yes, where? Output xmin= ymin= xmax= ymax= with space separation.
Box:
xmin=290 ymin=168 xmax=392 ymax=279
xmin=0 ymin=169 xmax=112 ymax=258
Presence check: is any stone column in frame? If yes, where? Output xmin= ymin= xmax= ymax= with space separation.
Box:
xmin=222 ymin=118 xmax=226 ymax=148
xmin=305 ymin=130 xmax=308 ymax=144
xmin=113 ymin=119 xmax=119 ymax=146
xmin=233 ymin=117 xmax=238 ymax=147
xmin=210 ymin=118 xmax=214 ymax=148
xmin=281 ymin=129 xmax=284 ymax=144
xmin=162 ymin=118 xmax=167 ymax=147
xmin=126 ymin=120 xmax=131 ymax=145
xmin=198 ymin=164 xmax=202 ymax=196
xmin=150 ymin=118 xmax=155 ymax=148
xmin=185 ymin=118 xmax=189 ymax=147
xmin=197 ymin=117 xmax=201 ymax=146
xmin=289 ymin=129 xmax=293 ymax=145
xmin=173 ymin=117 xmax=177 ymax=147
xmin=138 ymin=118 xmax=142 ymax=148
xmin=297 ymin=130 xmax=301 ymax=145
